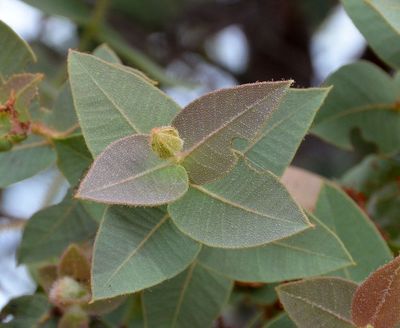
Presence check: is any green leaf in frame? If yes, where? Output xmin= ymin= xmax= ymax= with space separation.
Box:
xmin=54 ymin=134 xmax=92 ymax=187
xmin=76 ymin=135 xmax=188 ymax=206
xmin=18 ymin=195 xmax=99 ymax=263
xmin=198 ymin=212 xmax=354 ymax=282
xmin=312 ymin=61 xmax=400 ymax=154
xmin=352 ymin=255 xmax=400 ymax=328
xmin=0 ymin=294 xmax=50 ymax=328
xmin=169 ymin=158 xmax=311 ymax=248
xmin=277 ymin=277 xmax=358 ymax=328
xmin=241 ymin=88 xmax=330 ymax=176
xmin=315 ymin=183 xmax=393 ymax=282
xmin=58 ymin=244 xmax=91 ymax=283
xmin=142 ymin=261 xmax=233 ymax=328
xmin=172 ymin=81 xmax=291 ymax=184
xmin=0 ymin=20 xmax=36 ymax=78
xmin=342 ymin=0 xmax=400 ymax=69
xmin=93 ymin=44 xmax=122 ymax=64
xmin=0 ymin=135 xmax=56 ymax=187
xmin=68 ymin=51 xmax=180 ymax=156
xmin=91 ymin=206 xmax=200 ymax=300
xmin=264 ymin=313 xmax=296 ymax=328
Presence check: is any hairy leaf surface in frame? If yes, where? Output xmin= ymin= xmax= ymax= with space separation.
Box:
xmin=92 ymin=206 xmax=200 ymax=300
xmin=172 ymin=81 xmax=291 ymax=184
xmin=76 ymin=134 xmax=188 ymax=206
xmin=169 ymin=158 xmax=311 ymax=248
xmin=142 ymin=261 xmax=232 ymax=328
xmin=277 ymin=277 xmax=357 ymax=328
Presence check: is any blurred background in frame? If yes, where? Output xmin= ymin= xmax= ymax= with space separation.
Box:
xmin=0 ymin=0 xmax=391 ymax=312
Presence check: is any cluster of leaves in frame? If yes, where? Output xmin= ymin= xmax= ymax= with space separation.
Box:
xmin=1 ymin=0 xmax=400 ymax=327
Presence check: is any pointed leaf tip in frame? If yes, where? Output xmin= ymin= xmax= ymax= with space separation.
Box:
xmin=77 ymin=134 xmax=189 ymax=206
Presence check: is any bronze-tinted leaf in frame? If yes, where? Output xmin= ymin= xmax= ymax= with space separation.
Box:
xmin=172 ymin=81 xmax=291 ymax=184
xmin=352 ymin=256 xmax=400 ymax=328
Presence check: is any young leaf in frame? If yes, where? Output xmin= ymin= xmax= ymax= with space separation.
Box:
xmin=91 ymin=206 xmax=200 ymax=300
xmin=198 ymin=212 xmax=354 ymax=282
xmin=277 ymin=277 xmax=358 ymax=328
xmin=68 ymin=51 xmax=180 ymax=156
xmin=58 ymin=244 xmax=91 ymax=283
xmin=0 ymin=294 xmax=50 ymax=327
xmin=0 ymin=135 xmax=55 ymax=187
xmin=54 ymin=134 xmax=92 ymax=187
xmin=76 ymin=134 xmax=189 ymax=206
xmin=18 ymin=195 xmax=99 ymax=263
xmin=172 ymin=80 xmax=291 ymax=184
xmin=315 ymin=183 xmax=393 ymax=282
xmin=0 ymin=20 xmax=36 ymax=78
xmin=342 ymin=0 xmax=400 ymax=69
xmin=312 ymin=61 xmax=400 ymax=154
xmin=241 ymin=88 xmax=330 ymax=176
xmin=37 ymin=265 xmax=58 ymax=293
xmin=352 ymin=256 xmax=400 ymax=328
xmin=169 ymin=158 xmax=311 ymax=248
xmin=142 ymin=261 xmax=233 ymax=328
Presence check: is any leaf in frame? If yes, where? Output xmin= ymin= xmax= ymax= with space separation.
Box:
xmin=169 ymin=158 xmax=311 ymax=248
xmin=264 ymin=313 xmax=296 ymax=328
xmin=352 ymin=256 xmax=400 ymax=328
xmin=0 ymin=135 xmax=56 ymax=187
xmin=281 ymin=166 xmax=324 ymax=212
xmin=142 ymin=261 xmax=233 ymax=328
xmin=37 ymin=264 xmax=58 ymax=293
xmin=18 ymin=195 xmax=99 ymax=263
xmin=198 ymin=212 xmax=354 ymax=282
xmin=58 ymin=306 xmax=89 ymax=328
xmin=342 ymin=0 xmax=400 ymax=69
xmin=277 ymin=277 xmax=358 ymax=328
xmin=172 ymin=81 xmax=291 ymax=184
xmin=93 ymin=44 xmax=122 ymax=64
xmin=76 ymin=134 xmax=188 ymax=206
xmin=0 ymin=295 xmax=50 ymax=328
xmin=91 ymin=206 xmax=200 ymax=300
xmin=58 ymin=244 xmax=91 ymax=283
xmin=315 ymin=183 xmax=393 ymax=282
xmin=68 ymin=51 xmax=180 ymax=156
xmin=54 ymin=134 xmax=92 ymax=187
xmin=241 ymin=88 xmax=330 ymax=176
xmin=312 ymin=61 xmax=400 ymax=154
xmin=0 ymin=20 xmax=36 ymax=78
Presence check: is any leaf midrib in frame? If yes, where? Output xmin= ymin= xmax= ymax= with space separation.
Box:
xmin=104 ymin=213 xmax=170 ymax=285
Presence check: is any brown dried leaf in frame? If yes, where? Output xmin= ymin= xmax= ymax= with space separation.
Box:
xmin=352 ymin=255 xmax=400 ymax=328
xmin=172 ymin=81 xmax=291 ymax=184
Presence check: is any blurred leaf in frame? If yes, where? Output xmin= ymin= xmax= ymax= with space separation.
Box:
xmin=246 ymin=284 xmax=278 ymax=306
xmin=0 ymin=135 xmax=55 ymax=187
xmin=37 ymin=264 xmax=58 ymax=293
xmin=93 ymin=44 xmax=122 ymax=64
xmin=54 ymin=134 xmax=92 ymax=187
xmin=91 ymin=206 xmax=200 ymax=300
xmin=315 ymin=183 xmax=393 ymax=282
xmin=342 ymin=154 xmax=400 ymax=196
xmin=198 ymin=212 xmax=353 ymax=282
xmin=76 ymin=135 xmax=188 ymax=206
xmin=352 ymin=255 xmax=400 ymax=328
xmin=59 ymin=306 xmax=89 ymax=328
xmin=169 ymin=158 xmax=311 ymax=248
xmin=0 ymin=294 xmax=50 ymax=328
xmin=264 ymin=313 xmax=296 ymax=328
xmin=142 ymin=261 xmax=233 ymax=328
xmin=21 ymin=0 xmax=90 ymax=24
xmin=0 ymin=20 xmax=36 ymax=79
xmin=18 ymin=195 xmax=98 ymax=263
xmin=277 ymin=277 xmax=358 ymax=328
xmin=342 ymin=0 xmax=400 ymax=69
xmin=68 ymin=51 xmax=180 ymax=156
xmin=172 ymin=81 xmax=291 ymax=184
xmin=241 ymin=88 xmax=330 ymax=176
xmin=58 ymin=244 xmax=91 ymax=283
xmin=312 ymin=61 xmax=400 ymax=154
